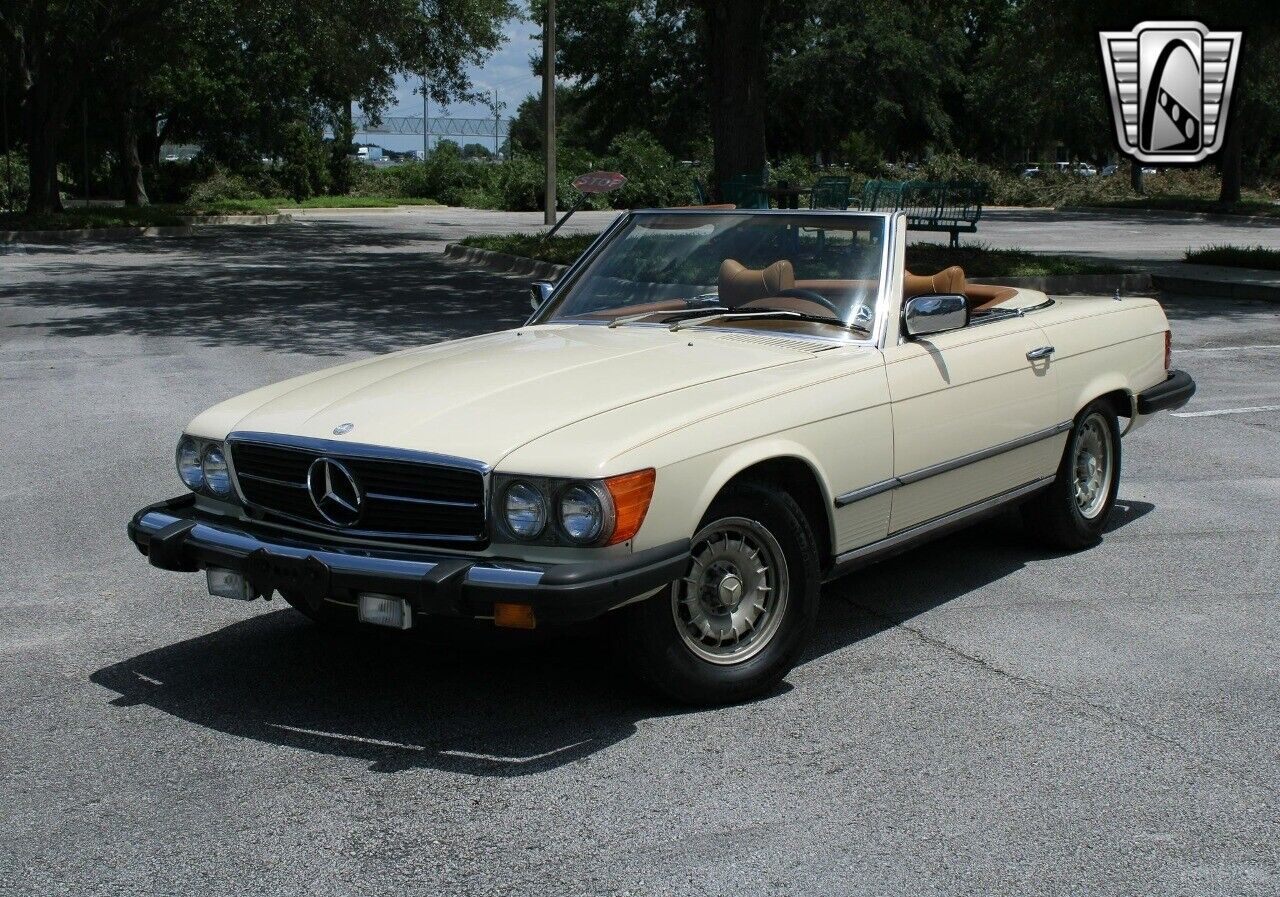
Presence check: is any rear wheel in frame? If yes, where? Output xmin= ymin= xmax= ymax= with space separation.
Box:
xmin=619 ymin=481 xmax=821 ymax=705
xmin=1023 ymin=400 xmax=1121 ymax=550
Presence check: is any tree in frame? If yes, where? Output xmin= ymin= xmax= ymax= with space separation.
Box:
xmin=0 ymin=0 xmax=517 ymax=212
xmin=701 ymin=0 xmax=767 ymax=191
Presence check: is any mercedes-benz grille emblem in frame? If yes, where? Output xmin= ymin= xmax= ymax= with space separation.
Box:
xmin=306 ymin=457 xmax=363 ymax=527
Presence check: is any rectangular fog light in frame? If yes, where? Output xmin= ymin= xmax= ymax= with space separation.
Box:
xmin=207 ymin=567 xmax=255 ymax=601
xmin=358 ymin=593 xmax=413 ymax=630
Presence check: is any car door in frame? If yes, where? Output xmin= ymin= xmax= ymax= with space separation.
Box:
xmin=881 ymin=313 xmax=1066 ymax=533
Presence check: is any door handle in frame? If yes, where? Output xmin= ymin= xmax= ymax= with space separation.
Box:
xmin=1026 ymin=346 xmax=1055 ymax=361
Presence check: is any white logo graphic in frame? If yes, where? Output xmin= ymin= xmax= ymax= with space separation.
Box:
xmin=1099 ymin=21 xmax=1242 ymax=164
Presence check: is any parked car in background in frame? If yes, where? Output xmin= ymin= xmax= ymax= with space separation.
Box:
xmin=1020 ymin=166 xmax=1042 ymax=179
xmin=129 ymin=209 xmax=1195 ymax=705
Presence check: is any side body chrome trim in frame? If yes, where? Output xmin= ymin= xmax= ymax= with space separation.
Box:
xmin=833 ymin=421 xmax=1071 ymax=508
xmin=826 ymin=476 xmax=1055 ymax=580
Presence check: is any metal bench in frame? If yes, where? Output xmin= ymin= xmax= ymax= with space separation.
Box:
xmin=857 ymin=179 xmax=986 ymax=247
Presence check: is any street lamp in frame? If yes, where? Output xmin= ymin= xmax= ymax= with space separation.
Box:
xmin=543 ymin=0 xmax=556 ymax=225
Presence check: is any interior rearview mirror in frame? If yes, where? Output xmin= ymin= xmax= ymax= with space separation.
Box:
xmin=903 ymin=293 xmax=969 ymax=338
xmin=530 ymin=281 xmax=555 ymax=311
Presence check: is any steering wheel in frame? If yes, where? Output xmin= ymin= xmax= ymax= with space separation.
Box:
xmin=775 ymin=288 xmax=843 ymax=317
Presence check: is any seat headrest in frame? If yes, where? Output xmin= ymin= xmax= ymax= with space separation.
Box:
xmin=904 ymin=265 xmax=966 ymax=299
xmin=719 ymin=259 xmax=796 ymax=307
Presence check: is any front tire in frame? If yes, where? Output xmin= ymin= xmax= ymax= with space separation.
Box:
xmin=1023 ymin=400 xmax=1122 ymax=550
xmin=619 ymin=481 xmax=821 ymax=705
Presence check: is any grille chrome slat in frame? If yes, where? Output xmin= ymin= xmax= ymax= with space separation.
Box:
xmin=227 ymin=435 xmax=487 ymax=547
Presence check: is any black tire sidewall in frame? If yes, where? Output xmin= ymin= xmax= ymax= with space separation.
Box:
xmin=1060 ymin=402 xmax=1122 ymax=539
xmin=622 ymin=481 xmax=821 ymax=704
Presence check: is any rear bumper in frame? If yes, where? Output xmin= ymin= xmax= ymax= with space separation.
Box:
xmin=1137 ymin=369 xmax=1196 ymax=415
xmin=128 ymin=496 xmax=688 ymax=624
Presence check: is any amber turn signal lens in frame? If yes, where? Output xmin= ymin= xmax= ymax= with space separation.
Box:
xmin=493 ymin=602 xmax=536 ymax=629
xmin=1164 ymin=330 xmax=1172 ymax=370
xmin=603 ymin=468 xmax=656 ymax=546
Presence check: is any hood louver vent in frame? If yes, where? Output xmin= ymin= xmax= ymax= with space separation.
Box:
xmin=705 ymin=332 xmax=837 ymax=354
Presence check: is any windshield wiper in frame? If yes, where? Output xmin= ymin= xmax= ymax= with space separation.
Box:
xmin=669 ymin=309 xmax=845 ymax=332
xmin=608 ymin=306 xmax=728 ymax=328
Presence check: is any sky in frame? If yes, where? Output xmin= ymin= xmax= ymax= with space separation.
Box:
xmin=356 ymin=8 xmax=542 ymax=154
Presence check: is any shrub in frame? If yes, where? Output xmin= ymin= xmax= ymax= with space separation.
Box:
xmin=0 ymin=150 xmax=30 ymax=212
xmin=277 ymin=121 xmax=330 ymax=201
xmin=187 ymin=169 xmax=263 ymax=206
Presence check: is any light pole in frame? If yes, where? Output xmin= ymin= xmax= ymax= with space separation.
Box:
xmin=421 ymin=74 xmax=429 ymax=160
xmin=543 ymin=0 xmax=556 ymax=225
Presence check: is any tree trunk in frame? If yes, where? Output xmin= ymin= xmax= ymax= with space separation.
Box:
xmin=1217 ymin=119 xmax=1242 ymax=204
xmin=109 ymin=82 xmax=147 ymax=207
xmin=704 ymin=0 xmax=767 ymax=200
xmin=1129 ymin=158 xmax=1143 ymax=194
xmin=121 ymin=122 xmax=148 ymax=206
xmin=22 ymin=77 xmax=71 ymax=215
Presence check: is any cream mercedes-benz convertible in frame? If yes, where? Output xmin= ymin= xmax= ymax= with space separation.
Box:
xmin=130 ymin=209 xmax=1194 ymax=703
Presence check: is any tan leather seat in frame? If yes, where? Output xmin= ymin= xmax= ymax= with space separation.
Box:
xmin=719 ymin=259 xmax=796 ymax=307
xmin=904 ymin=265 xmax=966 ymax=299
xmin=904 ymin=265 xmax=1018 ymax=314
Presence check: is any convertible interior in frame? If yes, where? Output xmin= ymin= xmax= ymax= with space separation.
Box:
xmin=717 ymin=259 xmax=1019 ymax=319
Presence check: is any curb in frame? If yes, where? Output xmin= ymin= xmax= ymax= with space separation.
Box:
xmin=978 ymin=273 xmax=1154 ymax=295
xmin=444 ymin=243 xmax=1154 ymax=296
xmin=444 ymin=243 xmax=567 ymax=280
xmin=1 ymin=213 xmax=292 ymax=244
xmin=176 ymin=213 xmax=293 ymax=226
xmin=288 ymin=205 xmax=441 ymax=215
xmin=1062 ymin=204 xmax=1280 ymax=223
xmin=1149 ymin=272 xmax=1280 ymax=303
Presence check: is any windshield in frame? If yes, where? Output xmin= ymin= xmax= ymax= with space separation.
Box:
xmin=538 ymin=212 xmax=886 ymax=336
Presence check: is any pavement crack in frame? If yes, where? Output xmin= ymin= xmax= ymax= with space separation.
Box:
xmin=842 ymin=596 xmax=1279 ymax=799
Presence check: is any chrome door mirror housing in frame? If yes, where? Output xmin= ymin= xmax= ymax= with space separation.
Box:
xmin=530 ymin=281 xmax=555 ymax=311
xmin=903 ymin=293 xmax=969 ymax=338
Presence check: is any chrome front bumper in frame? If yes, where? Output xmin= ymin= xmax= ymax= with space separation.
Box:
xmin=128 ymin=496 xmax=688 ymax=624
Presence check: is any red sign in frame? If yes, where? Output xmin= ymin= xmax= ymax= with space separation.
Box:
xmin=572 ymin=171 xmax=627 ymax=194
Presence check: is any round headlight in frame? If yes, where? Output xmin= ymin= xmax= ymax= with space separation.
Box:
xmin=176 ymin=436 xmax=204 ymax=491
xmin=558 ymin=484 xmax=604 ymax=543
xmin=503 ymin=481 xmax=547 ymax=539
xmin=201 ymin=445 xmax=232 ymax=496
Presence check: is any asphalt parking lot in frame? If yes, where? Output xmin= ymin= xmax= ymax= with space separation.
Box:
xmin=2 ymin=214 xmax=1278 ymax=896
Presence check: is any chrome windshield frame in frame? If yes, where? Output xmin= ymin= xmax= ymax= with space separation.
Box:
xmin=525 ymin=208 xmax=897 ymax=347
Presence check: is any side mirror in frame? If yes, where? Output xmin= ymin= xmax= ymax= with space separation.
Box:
xmin=530 ymin=281 xmax=555 ymax=312
xmin=903 ymin=293 xmax=969 ymax=338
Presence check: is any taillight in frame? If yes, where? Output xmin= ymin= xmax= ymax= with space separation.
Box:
xmin=1163 ymin=330 xmax=1172 ymax=370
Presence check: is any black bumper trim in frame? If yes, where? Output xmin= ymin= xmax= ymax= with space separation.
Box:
xmin=1137 ymin=369 xmax=1196 ymax=415
xmin=128 ymin=496 xmax=688 ymax=625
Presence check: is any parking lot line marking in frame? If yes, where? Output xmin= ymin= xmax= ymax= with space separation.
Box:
xmin=1172 ymin=404 xmax=1280 ymax=418
xmin=1178 ymin=344 xmax=1280 ymax=353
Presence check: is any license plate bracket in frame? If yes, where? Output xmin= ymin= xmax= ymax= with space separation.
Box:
xmin=244 ymin=549 xmax=331 ymax=599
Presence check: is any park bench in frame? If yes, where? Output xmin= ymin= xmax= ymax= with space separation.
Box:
xmin=857 ymin=179 xmax=986 ymax=247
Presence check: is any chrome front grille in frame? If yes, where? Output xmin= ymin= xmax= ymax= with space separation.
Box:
xmin=227 ymin=435 xmax=487 ymax=546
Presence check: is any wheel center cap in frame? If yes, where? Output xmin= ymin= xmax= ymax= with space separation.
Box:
xmin=717 ymin=573 xmax=744 ymax=607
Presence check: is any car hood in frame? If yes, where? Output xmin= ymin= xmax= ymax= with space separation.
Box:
xmin=190 ymin=324 xmax=831 ymax=466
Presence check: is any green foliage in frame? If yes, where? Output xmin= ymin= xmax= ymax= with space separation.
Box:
xmin=459 ymin=233 xmax=597 ymax=266
xmin=607 ymin=131 xmax=697 ymax=208
xmin=277 ymin=121 xmax=331 ymax=201
xmin=904 ymin=243 xmax=1121 ymax=277
xmin=1184 ymin=245 xmax=1280 ymax=269
xmin=187 ymin=170 xmax=265 ymax=206
xmin=0 ymin=151 xmax=31 ymax=213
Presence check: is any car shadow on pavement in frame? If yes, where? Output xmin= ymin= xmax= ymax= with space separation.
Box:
xmin=89 ymin=501 xmax=1153 ymax=777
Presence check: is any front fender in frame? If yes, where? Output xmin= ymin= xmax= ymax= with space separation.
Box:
xmin=635 ymin=440 xmax=836 ymax=554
